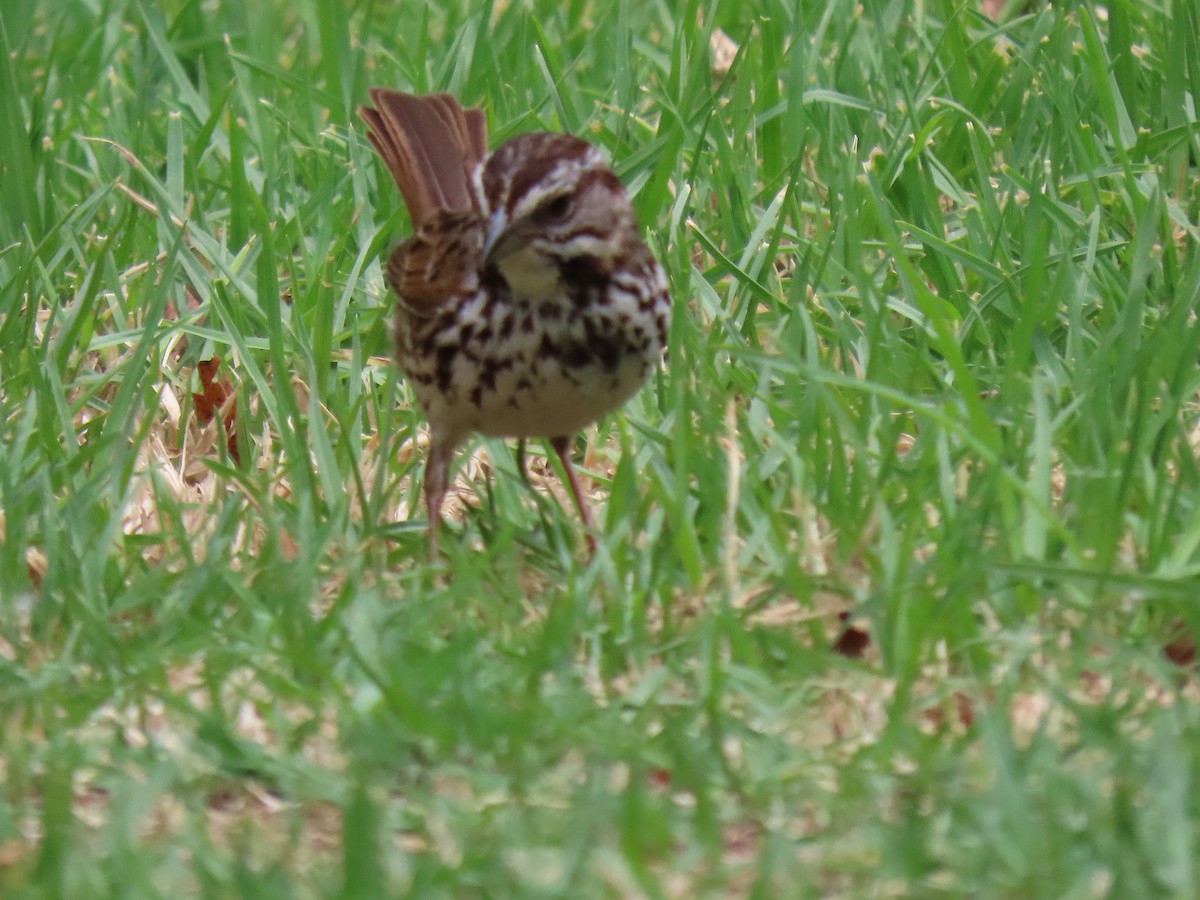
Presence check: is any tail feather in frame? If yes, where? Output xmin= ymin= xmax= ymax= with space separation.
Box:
xmin=359 ymin=90 xmax=488 ymax=227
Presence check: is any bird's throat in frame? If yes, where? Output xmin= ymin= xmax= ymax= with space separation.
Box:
xmin=495 ymin=244 xmax=564 ymax=300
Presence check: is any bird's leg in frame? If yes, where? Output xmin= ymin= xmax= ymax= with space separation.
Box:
xmin=550 ymin=434 xmax=597 ymax=551
xmin=423 ymin=435 xmax=455 ymax=555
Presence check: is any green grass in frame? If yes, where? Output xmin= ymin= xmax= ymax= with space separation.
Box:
xmin=2 ymin=0 xmax=1199 ymax=895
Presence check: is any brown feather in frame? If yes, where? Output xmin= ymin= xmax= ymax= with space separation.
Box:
xmin=385 ymin=211 xmax=484 ymax=314
xmin=360 ymin=90 xmax=491 ymax=313
xmin=358 ymin=89 xmax=487 ymax=227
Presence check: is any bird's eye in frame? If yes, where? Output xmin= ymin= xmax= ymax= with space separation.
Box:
xmin=537 ymin=194 xmax=573 ymax=222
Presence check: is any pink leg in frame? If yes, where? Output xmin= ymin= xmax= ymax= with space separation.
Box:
xmin=423 ymin=435 xmax=455 ymax=555
xmin=551 ymin=435 xmax=597 ymax=551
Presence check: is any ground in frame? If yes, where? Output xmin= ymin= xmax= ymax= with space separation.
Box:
xmin=2 ymin=0 xmax=1199 ymax=896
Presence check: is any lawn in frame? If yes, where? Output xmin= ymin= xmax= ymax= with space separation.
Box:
xmin=2 ymin=0 xmax=1199 ymax=896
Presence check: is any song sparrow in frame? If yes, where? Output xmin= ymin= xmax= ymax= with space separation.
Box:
xmin=359 ymin=89 xmax=670 ymax=547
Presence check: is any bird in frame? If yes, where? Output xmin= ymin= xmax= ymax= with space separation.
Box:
xmin=358 ymin=89 xmax=670 ymax=549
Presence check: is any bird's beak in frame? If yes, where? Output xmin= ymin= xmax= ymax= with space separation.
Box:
xmin=483 ymin=212 xmax=523 ymax=266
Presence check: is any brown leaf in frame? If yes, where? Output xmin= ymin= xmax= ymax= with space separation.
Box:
xmin=922 ymin=691 xmax=976 ymax=732
xmin=954 ymin=691 xmax=975 ymax=727
xmin=26 ymin=547 xmax=46 ymax=590
xmin=648 ymin=768 xmax=671 ymax=791
xmin=192 ymin=356 xmax=241 ymax=463
xmin=832 ymin=612 xmax=871 ymax=659
xmin=1164 ymin=627 xmax=1196 ymax=668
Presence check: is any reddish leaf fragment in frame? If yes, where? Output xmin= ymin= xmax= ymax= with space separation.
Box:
xmin=832 ymin=612 xmax=871 ymax=659
xmin=920 ymin=692 xmax=975 ymax=732
xmin=192 ymin=356 xmax=241 ymax=463
xmin=953 ymin=691 xmax=975 ymax=728
xmin=1164 ymin=630 xmax=1196 ymax=668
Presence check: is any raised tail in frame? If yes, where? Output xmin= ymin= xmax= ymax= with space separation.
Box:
xmin=358 ymin=89 xmax=488 ymax=227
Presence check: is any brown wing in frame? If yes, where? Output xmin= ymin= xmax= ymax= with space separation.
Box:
xmin=385 ymin=211 xmax=485 ymax=313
